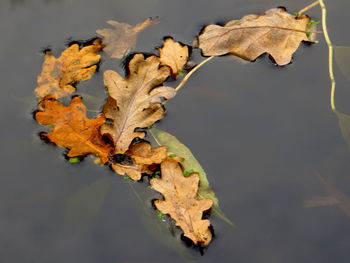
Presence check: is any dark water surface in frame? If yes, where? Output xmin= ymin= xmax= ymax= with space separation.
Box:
xmin=1 ymin=0 xmax=350 ymax=262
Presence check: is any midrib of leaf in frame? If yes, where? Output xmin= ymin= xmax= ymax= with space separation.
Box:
xmin=204 ymin=25 xmax=308 ymax=55
xmin=169 ymin=167 xmax=196 ymax=234
xmin=205 ymin=25 xmax=309 ymax=40
xmin=112 ymin=66 xmax=156 ymax=149
xmin=67 ymin=122 xmax=107 ymax=158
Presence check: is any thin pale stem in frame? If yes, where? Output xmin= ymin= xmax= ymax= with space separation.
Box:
xmin=318 ymin=0 xmax=337 ymax=112
xmin=149 ymin=129 xmax=161 ymax=146
xmin=298 ymin=1 xmax=320 ymax=16
xmin=175 ymin=56 xmax=215 ymax=92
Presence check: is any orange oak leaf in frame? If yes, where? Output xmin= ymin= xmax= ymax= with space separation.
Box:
xmin=97 ymin=17 xmax=160 ymax=59
xmin=112 ymin=141 xmax=168 ymax=181
xmin=35 ymin=42 xmax=101 ymax=100
xmin=197 ymin=8 xmax=313 ymax=65
xmin=35 ymin=97 xmax=112 ymax=164
xmin=150 ymin=160 xmax=213 ymax=246
xmin=101 ymin=54 xmax=176 ymax=154
xmin=158 ymin=38 xmax=189 ymax=77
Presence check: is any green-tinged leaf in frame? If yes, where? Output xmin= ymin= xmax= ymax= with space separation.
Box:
xmin=337 ymin=112 xmax=350 ymax=150
xmin=334 ymin=46 xmax=350 ymax=82
xmin=64 ymin=176 xmax=114 ymax=226
xmin=150 ymin=128 xmax=234 ymax=226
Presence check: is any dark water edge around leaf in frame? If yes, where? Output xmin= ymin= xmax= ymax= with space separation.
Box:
xmin=2 ymin=0 xmax=350 ymax=262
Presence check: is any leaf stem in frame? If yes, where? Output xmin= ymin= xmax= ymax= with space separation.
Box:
xmin=298 ymin=1 xmax=320 ymax=17
xmin=318 ymin=0 xmax=337 ymax=112
xmin=175 ymin=56 xmax=215 ymax=92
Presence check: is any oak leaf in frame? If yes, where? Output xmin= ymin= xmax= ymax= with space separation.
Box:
xmin=151 ymin=128 xmax=233 ymax=225
xmin=151 ymin=160 xmax=213 ymax=246
xmin=112 ymin=141 xmax=168 ymax=181
xmin=101 ymin=54 xmax=176 ymax=154
xmin=158 ymin=38 xmax=189 ymax=77
xmin=197 ymin=8 xmax=313 ymax=65
xmin=97 ymin=18 xmax=159 ymax=59
xmin=35 ymin=97 xmax=112 ymax=164
xmin=35 ymin=43 xmax=101 ymax=100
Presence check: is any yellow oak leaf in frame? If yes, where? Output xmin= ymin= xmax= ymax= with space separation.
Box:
xmin=35 ymin=42 xmax=101 ymax=100
xmin=101 ymin=54 xmax=176 ymax=154
xmin=197 ymin=8 xmax=313 ymax=65
xmin=158 ymin=38 xmax=189 ymax=77
xmin=151 ymin=160 xmax=213 ymax=246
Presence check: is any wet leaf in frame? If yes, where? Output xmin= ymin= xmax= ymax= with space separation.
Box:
xmin=197 ymin=8 xmax=313 ymax=65
xmin=97 ymin=17 xmax=160 ymax=59
xmin=35 ymin=43 xmax=101 ymax=100
xmin=158 ymin=38 xmax=189 ymax=77
xmin=334 ymin=46 xmax=350 ymax=82
xmin=35 ymin=97 xmax=113 ymax=164
xmin=64 ymin=176 xmax=114 ymax=225
xmin=112 ymin=142 xmax=168 ymax=181
xmin=150 ymin=128 xmax=233 ymax=225
xmin=112 ymin=141 xmax=168 ymax=181
xmin=151 ymin=160 xmax=213 ymax=246
xmin=101 ymin=54 xmax=176 ymax=154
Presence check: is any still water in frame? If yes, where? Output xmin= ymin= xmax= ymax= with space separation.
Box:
xmin=1 ymin=0 xmax=350 ymax=262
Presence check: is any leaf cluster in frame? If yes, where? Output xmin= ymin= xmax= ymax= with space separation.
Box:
xmin=32 ymin=6 xmax=317 ymax=247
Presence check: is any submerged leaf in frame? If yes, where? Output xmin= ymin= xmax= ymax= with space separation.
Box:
xmin=151 ymin=160 xmax=213 ymax=246
xmin=315 ymin=172 xmax=350 ymax=219
xmin=35 ymin=43 xmax=101 ymax=100
xmin=304 ymin=195 xmax=339 ymax=207
xmin=101 ymin=54 xmax=176 ymax=154
xmin=64 ymin=176 xmax=114 ymax=225
xmin=334 ymin=46 xmax=350 ymax=82
xmin=197 ymin=8 xmax=313 ymax=65
xmin=337 ymin=112 xmax=350 ymax=151
xmin=158 ymin=38 xmax=189 ymax=77
xmin=97 ymin=17 xmax=160 ymax=59
xmin=35 ymin=97 xmax=113 ymax=164
xmin=150 ymin=128 xmax=233 ymax=225
xmin=112 ymin=141 xmax=168 ymax=181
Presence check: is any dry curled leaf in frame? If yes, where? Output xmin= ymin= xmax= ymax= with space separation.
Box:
xmin=151 ymin=160 xmax=213 ymax=246
xmin=35 ymin=97 xmax=112 ymax=164
xmin=158 ymin=38 xmax=189 ymax=77
xmin=197 ymin=8 xmax=312 ymax=65
xmin=35 ymin=43 xmax=101 ymax=100
xmin=97 ymin=17 xmax=159 ymax=59
xmin=112 ymin=141 xmax=168 ymax=180
xmin=101 ymin=54 xmax=176 ymax=154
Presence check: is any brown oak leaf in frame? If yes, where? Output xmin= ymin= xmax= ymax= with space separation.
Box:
xmin=101 ymin=54 xmax=176 ymax=154
xmin=35 ymin=97 xmax=112 ymax=164
xmin=197 ymin=8 xmax=313 ymax=65
xmin=35 ymin=43 xmax=101 ymax=100
xmin=112 ymin=141 xmax=168 ymax=181
xmin=158 ymin=38 xmax=189 ymax=77
xmin=150 ymin=160 xmax=213 ymax=246
xmin=97 ymin=17 xmax=159 ymax=59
